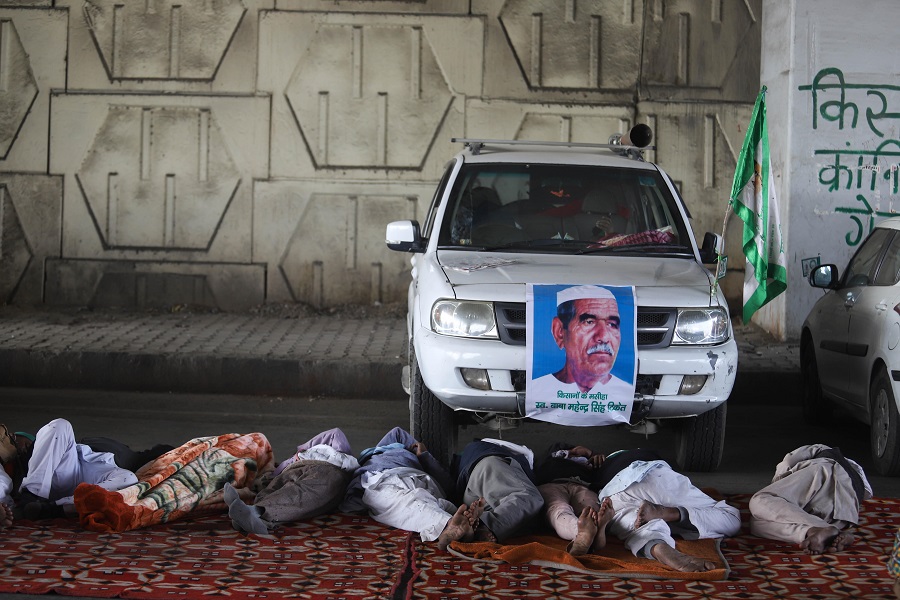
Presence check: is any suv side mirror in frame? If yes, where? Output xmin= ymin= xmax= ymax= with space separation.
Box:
xmin=699 ymin=232 xmax=722 ymax=264
xmin=386 ymin=220 xmax=425 ymax=253
xmin=809 ymin=264 xmax=839 ymax=289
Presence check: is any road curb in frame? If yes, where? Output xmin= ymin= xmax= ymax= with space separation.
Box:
xmin=0 ymin=349 xmax=405 ymax=400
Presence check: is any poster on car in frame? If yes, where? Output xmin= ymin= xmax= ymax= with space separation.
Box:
xmin=525 ymin=284 xmax=637 ymax=426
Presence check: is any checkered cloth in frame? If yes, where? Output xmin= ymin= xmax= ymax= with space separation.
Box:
xmin=588 ymin=227 xmax=676 ymax=249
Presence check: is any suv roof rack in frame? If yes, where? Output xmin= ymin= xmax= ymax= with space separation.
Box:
xmin=450 ymin=137 xmax=654 ymax=160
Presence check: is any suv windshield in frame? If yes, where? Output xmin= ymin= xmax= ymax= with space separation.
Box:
xmin=437 ymin=163 xmax=691 ymax=253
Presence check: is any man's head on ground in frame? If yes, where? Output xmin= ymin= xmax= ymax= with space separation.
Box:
xmin=551 ymin=286 xmax=621 ymax=392
xmin=0 ymin=424 xmax=17 ymax=464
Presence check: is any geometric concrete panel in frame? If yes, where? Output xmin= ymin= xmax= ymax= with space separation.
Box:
xmin=0 ymin=184 xmax=33 ymax=303
xmin=0 ymin=8 xmax=66 ymax=171
xmin=464 ymin=98 xmax=635 ymax=144
xmin=277 ymin=0 xmax=470 ymax=12
xmin=259 ymin=11 xmax=478 ymax=179
xmin=76 ymin=105 xmax=239 ymax=250
xmin=641 ymin=0 xmax=761 ymax=102
xmin=279 ymin=194 xmax=414 ymax=306
xmin=286 ymin=23 xmax=453 ymax=169
xmin=81 ymin=0 xmax=245 ymax=81
xmin=498 ymin=0 xmax=643 ymax=90
xmin=44 ymin=259 xmax=265 ymax=312
xmin=253 ymin=180 xmax=434 ymax=307
xmin=0 ymin=18 xmax=37 ymax=159
xmin=0 ymin=173 xmax=62 ymax=304
xmin=51 ymin=93 xmax=269 ymax=264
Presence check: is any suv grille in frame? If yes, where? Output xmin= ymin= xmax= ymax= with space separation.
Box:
xmin=495 ymin=303 xmax=675 ymax=349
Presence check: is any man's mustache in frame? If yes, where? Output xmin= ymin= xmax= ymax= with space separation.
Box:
xmin=587 ymin=342 xmax=614 ymax=356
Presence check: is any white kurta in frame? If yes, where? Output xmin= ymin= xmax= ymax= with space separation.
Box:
xmin=21 ymin=418 xmax=138 ymax=506
xmin=601 ymin=462 xmax=741 ymax=557
xmin=361 ymin=466 xmax=456 ymax=542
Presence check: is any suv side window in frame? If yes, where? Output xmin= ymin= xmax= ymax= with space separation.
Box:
xmin=843 ymin=227 xmax=892 ymax=287
xmin=422 ymin=160 xmax=456 ymax=239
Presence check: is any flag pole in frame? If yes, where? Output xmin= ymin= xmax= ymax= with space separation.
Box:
xmin=712 ymin=203 xmax=734 ymax=300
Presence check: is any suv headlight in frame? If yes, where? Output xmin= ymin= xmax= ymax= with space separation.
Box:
xmin=673 ymin=308 xmax=729 ymax=344
xmin=431 ymin=300 xmax=498 ymax=338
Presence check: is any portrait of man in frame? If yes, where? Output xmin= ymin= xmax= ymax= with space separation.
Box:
xmin=526 ymin=284 xmax=636 ymax=426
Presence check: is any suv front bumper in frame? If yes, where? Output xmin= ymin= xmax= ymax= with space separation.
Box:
xmin=414 ymin=327 xmax=738 ymax=421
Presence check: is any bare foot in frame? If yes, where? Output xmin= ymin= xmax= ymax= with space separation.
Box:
xmin=0 ymin=503 xmax=12 ymax=529
xmin=592 ymin=497 xmax=615 ymax=552
xmin=828 ymin=531 xmax=856 ymax=552
xmin=635 ymin=501 xmax=681 ymax=529
xmin=651 ymin=542 xmax=717 ymax=572
xmin=437 ymin=504 xmax=476 ymax=551
xmin=465 ymin=497 xmax=486 ymax=530
xmin=567 ymin=507 xmax=598 ymax=556
xmin=801 ymin=526 xmax=842 ymax=555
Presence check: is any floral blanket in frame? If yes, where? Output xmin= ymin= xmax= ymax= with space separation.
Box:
xmin=74 ymin=432 xmax=273 ymax=532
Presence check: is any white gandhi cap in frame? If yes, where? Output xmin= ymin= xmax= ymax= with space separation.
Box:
xmin=556 ymin=285 xmax=616 ymax=306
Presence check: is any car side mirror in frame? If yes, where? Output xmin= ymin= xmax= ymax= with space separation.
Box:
xmin=699 ymin=232 xmax=722 ymax=264
xmin=809 ymin=264 xmax=839 ymax=289
xmin=386 ymin=220 xmax=425 ymax=253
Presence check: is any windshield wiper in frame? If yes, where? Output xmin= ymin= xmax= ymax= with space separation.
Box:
xmin=480 ymin=239 xmax=587 ymax=252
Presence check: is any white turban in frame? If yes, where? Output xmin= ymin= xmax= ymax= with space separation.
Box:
xmin=556 ymin=285 xmax=616 ymax=306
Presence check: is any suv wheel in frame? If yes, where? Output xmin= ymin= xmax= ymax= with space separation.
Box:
xmin=410 ymin=348 xmax=458 ymax=466
xmin=801 ymin=338 xmax=832 ymax=424
xmin=674 ymin=402 xmax=726 ymax=472
xmin=870 ymin=368 xmax=900 ymax=476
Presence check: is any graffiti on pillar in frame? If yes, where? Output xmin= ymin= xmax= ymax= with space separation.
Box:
xmin=799 ymin=67 xmax=900 ymax=246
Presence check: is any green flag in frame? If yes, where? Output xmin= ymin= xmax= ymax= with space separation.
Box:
xmin=730 ymin=86 xmax=787 ymax=324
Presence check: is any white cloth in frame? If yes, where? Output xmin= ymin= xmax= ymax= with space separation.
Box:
xmin=598 ymin=459 xmax=667 ymax=498
xmin=294 ymin=445 xmax=359 ymax=472
xmin=361 ymin=467 xmax=456 ymax=542
xmin=0 ymin=469 xmax=13 ymax=507
xmin=20 ymin=419 xmax=138 ymax=506
xmin=603 ymin=464 xmax=741 ymax=557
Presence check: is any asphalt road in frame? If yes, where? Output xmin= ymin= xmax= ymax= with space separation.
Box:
xmin=3 ymin=386 xmax=899 ymax=497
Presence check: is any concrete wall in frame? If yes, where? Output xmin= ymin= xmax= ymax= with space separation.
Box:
xmin=0 ymin=0 xmax=760 ymax=312
xmin=760 ymin=0 xmax=900 ymax=340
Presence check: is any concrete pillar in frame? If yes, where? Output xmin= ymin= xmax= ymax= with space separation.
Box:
xmin=760 ymin=0 xmax=900 ymax=340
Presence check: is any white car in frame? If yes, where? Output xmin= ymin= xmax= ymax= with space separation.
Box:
xmin=802 ymin=216 xmax=900 ymax=476
xmin=386 ymin=126 xmax=738 ymax=471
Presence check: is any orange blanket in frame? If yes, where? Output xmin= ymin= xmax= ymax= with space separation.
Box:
xmin=74 ymin=432 xmax=273 ymax=533
xmin=449 ymin=533 xmax=728 ymax=580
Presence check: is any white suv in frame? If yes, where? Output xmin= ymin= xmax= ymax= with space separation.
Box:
xmin=386 ymin=127 xmax=738 ymax=471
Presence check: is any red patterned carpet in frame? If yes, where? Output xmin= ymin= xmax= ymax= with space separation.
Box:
xmin=0 ymin=495 xmax=897 ymax=599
